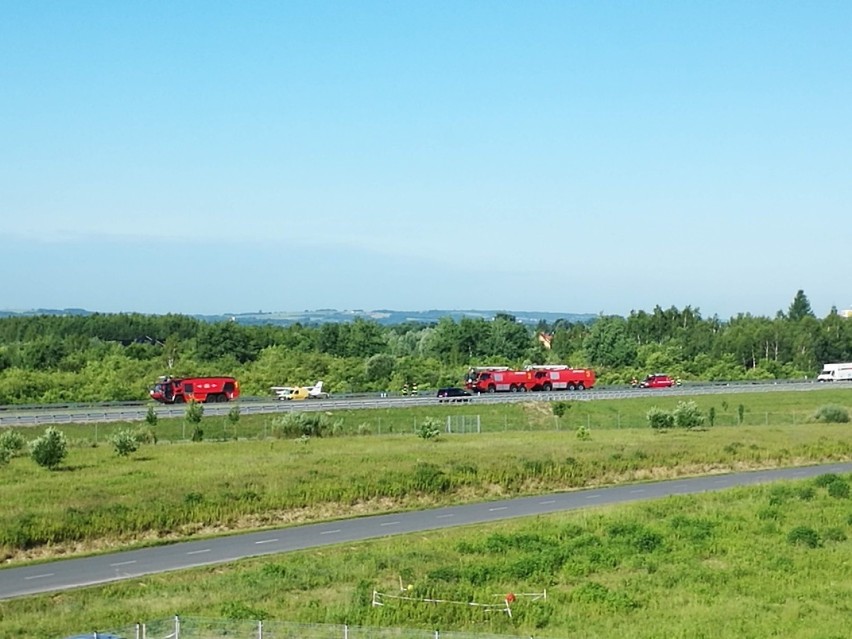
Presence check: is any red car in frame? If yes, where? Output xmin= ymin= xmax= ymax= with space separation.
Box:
xmin=638 ymin=374 xmax=676 ymax=389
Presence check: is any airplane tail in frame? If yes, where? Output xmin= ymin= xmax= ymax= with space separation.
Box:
xmin=313 ymin=381 xmax=323 ymax=393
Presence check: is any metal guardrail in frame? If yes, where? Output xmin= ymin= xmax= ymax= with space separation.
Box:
xmin=0 ymin=381 xmax=833 ymax=427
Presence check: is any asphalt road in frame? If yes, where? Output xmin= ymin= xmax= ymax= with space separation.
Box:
xmin=0 ymin=381 xmax=833 ymax=427
xmin=3 ymin=461 xmax=851 ymax=601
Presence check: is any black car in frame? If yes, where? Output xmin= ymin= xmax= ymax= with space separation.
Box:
xmin=436 ymin=387 xmax=473 ymax=403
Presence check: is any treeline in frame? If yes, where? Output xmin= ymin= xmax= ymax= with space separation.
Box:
xmin=0 ymin=291 xmax=849 ymax=404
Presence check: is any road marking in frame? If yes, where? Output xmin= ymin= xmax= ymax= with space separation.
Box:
xmin=187 ymin=549 xmax=211 ymax=555
xmin=539 ymin=500 xmax=556 ymax=505
xmin=380 ymin=521 xmax=400 ymax=527
xmin=630 ymin=489 xmax=645 ymax=494
xmin=489 ymin=506 xmax=508 ymax=512
xmin=254 ymin=539 xmax=278 ymax=545
xmin=24 ymin=573 xmax=54 ymax=580
xmin=110 ymin=560 xmax=137 ymax=567
xmin=436 ymin=514 xmax=454 ymax=519
xmin=585 ymin=494 xmax=599 ymax=500
xmin=320 ymin=529 xmax=341 ymax=535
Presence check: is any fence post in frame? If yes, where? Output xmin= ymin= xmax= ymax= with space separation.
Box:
xmin=174 ymin=615 xmax=180 ymax=639
xmin=258 ymin=620 xmax=263 ymax=639
xmin=344 ymin=624 xmax=349 ymax=639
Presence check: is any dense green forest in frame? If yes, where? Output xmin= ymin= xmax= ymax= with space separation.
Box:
xmin=0 ymin=291 xmax=849 ymax=405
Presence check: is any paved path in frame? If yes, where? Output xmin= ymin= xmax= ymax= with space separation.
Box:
xmin=2 ymin=461 xmax=850 ymax=600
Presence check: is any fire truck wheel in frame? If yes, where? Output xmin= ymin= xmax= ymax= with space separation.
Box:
xmin=488 ymin=385 xmax=496 ymax=393
xmin=577 ymin=382 xmax=585 ymax=391
xmin=566 ymin=383 xmax=575 ymax=391
xmin=543 ymin=383 xmax=552 ymax=391
xmin=509 ymin=385 xmax=518 ymax=392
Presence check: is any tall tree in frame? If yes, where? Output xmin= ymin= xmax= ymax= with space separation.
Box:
xmin=787 ymin=290 xmax=815 ymax=321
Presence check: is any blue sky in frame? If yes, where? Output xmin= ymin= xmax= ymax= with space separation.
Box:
xmin=2 ymin=1 xmax=850 ymax=319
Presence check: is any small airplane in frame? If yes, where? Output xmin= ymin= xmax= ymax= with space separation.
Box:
xmin=271 ymin=381 xmax=329 ymax=401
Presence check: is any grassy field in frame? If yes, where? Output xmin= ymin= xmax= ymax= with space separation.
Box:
xmin=1 ymin=473 xmax=851 ymax=639
xmin=1 ymin=389 xmax=850 ymax=564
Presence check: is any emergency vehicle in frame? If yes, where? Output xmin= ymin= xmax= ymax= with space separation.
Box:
xmin=465 ymin=365 xmax=595 ymax=393
xmin=149 ymin=376 xmax=240 ymax=404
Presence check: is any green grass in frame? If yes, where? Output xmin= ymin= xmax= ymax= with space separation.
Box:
xmin=2 ymin=474 xmax=851 ymax=639
xmin=1 ymin=389 xmax=851 ymax=563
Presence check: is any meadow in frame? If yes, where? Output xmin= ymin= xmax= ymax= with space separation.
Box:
xmin=1 ymin=388 xmax=850 ymax=565
xmin=1 ymin=473 xmax=851 ymax=639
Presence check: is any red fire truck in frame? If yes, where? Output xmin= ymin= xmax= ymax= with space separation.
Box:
xmin=525 ymin=365 xmax=596 ymax=391
xmin=465 ymin=365 xmax=595 ymax=393
xmin=149 ymin=376 xmax=240 ymax=404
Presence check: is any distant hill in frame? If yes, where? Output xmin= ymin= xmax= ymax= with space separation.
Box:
xmin=0 ymin=308 xmax=597 ymax=327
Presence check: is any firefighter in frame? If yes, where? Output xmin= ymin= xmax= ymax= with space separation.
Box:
xmin=412 ymin=382 xmax=418 ymax=396
xmin=402 ymin=383 xmax=409 ymax=396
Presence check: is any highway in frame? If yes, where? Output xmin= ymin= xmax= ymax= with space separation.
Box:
xmin=2 ymin=461 xmax=851 ymax=600
xmin=0 ymin=381 xmax=833 ymax=427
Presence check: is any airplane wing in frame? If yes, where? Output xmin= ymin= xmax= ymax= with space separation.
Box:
xmin=270 ymin=386 xmax=295 ymax=400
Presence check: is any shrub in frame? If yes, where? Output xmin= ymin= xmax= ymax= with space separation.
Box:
xmin=191 ymin=425 xmax=204 ymax=442
xmin=708 ymin=406 xmax=716 ymax=427
xmin=110 ymin=429 xmax=139 ymax=457
xmin=576 ymin=424 xmax=591 ymax=440
xmin=417 ymin=417 xmax=442 ymax=440
xmin=357 ymin=423 xmax=372 ymax=436
xmin=737 ymin=403 xmax=746 ymax=424
xmin=0 ymin=447 xmax=10 ymax=466
xmin=272 ymin=412 xmax=331 ymax=438
xmin=29 ymin=426 xmax=68 ymax=470
xmin=185 ymin=400 xmax=204 ymax=425
xmin=0 ymin=429 xmax=26 ymax=455
xmin=133 ymin=426 xmax=158 ymax=444
xmin=646 ymin=407 xmax=674 ymax=429
xmin=813 ymin=404 xmax=850 ymax=423
xmin=227 ymin=404 xmax=241 ymax=425
xmin=674 ymin=400 xmax=705 ymax=429
xmin=145 ymin=405 xmax=158 ymax=426
xmin=814 ymin=473 xmax=841 ymax=488
xmin=787 ymin=526 xmax=821 ymax=548
xmin=826 ymin=479 xmax=850 ymax=499
xmin=552 ymin=401 xmax=571 ymax=418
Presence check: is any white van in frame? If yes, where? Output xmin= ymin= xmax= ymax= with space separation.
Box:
xmin=818 ymin=363 xmax=852 ymax=382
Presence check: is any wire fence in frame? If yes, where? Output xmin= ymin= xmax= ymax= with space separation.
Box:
xmin=36 ymin=406 xmax=824 ymax=446
xmin=76 ymin=617 xmax=545 ymax=639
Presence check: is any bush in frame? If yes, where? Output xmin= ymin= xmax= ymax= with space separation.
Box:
xmin=227 ymin=404 xmax=241 ymax=425
xmin=133 ymin=426 xmax=158 ymax=444
xmin=0 ymin=447 xmax=10 ymax=466
xmin=272 ymin=412 xmax=331 ymax=438
xmin=0 ymin=429 xmax=26 ymax=455
xmin=110 ymin=429 xmax=139 ymax=457
xmin=185 ymin=400 xmax=204 ymax=424
xmin=647 ymin=407 xmax=674 ymax=429
xmin=417 ymin=417 xmax=442 ymax=440
xmin=552 ymin=401 xmax=571 ymax=418
xmin=787 ymin=526 xmax=821 ymax=548
xmin=576 ymin=424 xmax=591 ymax=440
xmin=191 ymin=425 xmax=204 ymax=442
xmin=674 ymin=400 xmax=705 ymax=429
xmin=145 ymin=405 xmax=158 ymax=426
xmin=29 ymin=427 xmax=68 ymax=469
xmin=826 ymin=479 xmax=850 ymax=499
xmin=813 ymin=404 xmax=850 ymax=423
